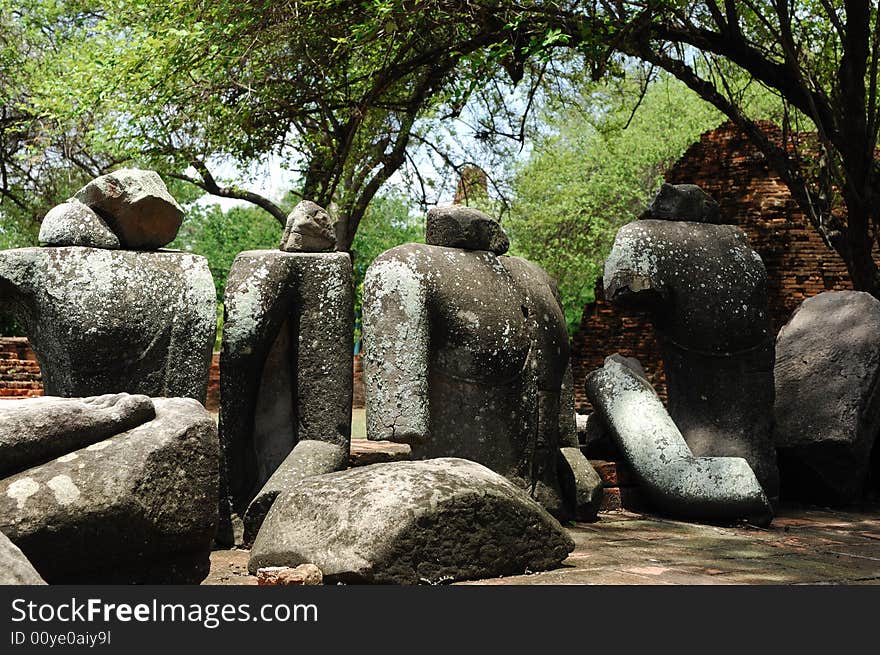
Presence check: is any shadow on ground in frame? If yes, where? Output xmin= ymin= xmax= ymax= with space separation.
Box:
xmin=204 ymin=503 xmax=880 ymax=585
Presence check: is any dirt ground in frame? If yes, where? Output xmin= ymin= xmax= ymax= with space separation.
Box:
xmin=204 ymin=503 xmax=880 ymax=586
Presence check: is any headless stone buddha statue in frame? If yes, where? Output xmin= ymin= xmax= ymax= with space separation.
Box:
xmin=363 ymin=206 xmax=601 ymax=520
xmin=219 ymin=201 xmax=353 ymax=543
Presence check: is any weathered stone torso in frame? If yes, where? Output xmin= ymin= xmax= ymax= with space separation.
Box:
xmin=0 ymin=247 xmax=216 ymax=402
xmin=364 ymin=243 xmax=573 ymax=516
xmin=219 ymin=250 xmax=353 ymax=520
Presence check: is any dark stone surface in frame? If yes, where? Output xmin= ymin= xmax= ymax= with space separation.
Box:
xmin=425 ymin=205 xmax=509 ymax=254
xmin=74 ymin=169 xmax=184 ymax=250
xmin=279 ymin=200 xmax=338 ymax=252
xmin=363 ymin=242 xmax=589 ymax=519
xmin=603 ymin=219 xmax=779 ymax=501
xmin=586 ymin=357 xmax=773 ymax=525
xmin=243 ymin=440 xmax=349 ymax=546
xmin=248 ymin=458 xmax=574 ymax=584
xmin=775 ymin=291 xmax=880 ymax=503
xmin=0 ymin=530 xmax=45 ymax=585
xmin=0 ymin=247 xmax=217 ymax=404
xmin=219 ymin=251 xmax=353 ymax=524
xmin=557 ymin=447 xmax=603 ymax=521
xmin=39 ymin=200 xmax=120 ymax=249
xmin=640 ymin=183 xmax=722 ymax=223
xmin=0 ymin=398 xmax=218 ymax=583
xmin=0 ymin=394 xmax=155 ymax=477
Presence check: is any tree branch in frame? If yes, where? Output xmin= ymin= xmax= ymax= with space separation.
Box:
xmin=171 ymin=161 xmax=288 ymax=226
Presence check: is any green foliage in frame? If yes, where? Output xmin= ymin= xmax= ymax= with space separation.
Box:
xmin=170 ymin=202 xmax=282 ymax=302
xmin=168 ymin=201 xmax=284 ymax=349
xmin=508 ymin=72 xmax=724 ymax=333
xmin=0 ymin=209 xmax=38 ymax=336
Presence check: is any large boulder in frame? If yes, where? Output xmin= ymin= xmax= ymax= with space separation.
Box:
xmin=74 ymin=169 xmax=184 ymax=250
xmin=0 ymin=398 xmax=219 ymax=583
xmin=0 ymin=530 xmax=45 ymax=585
xmin=0 ymin=247 xmax=216 ymax=403
xmin=249 ymin=458 xmax=574 ymax=584
xmin=586 ymin=356 xmax=773 ymax=525
xmin=39 ymin=200 xmax=121 ymax=249
xmin=219 ymin=250 xmax=353 ymax=529
xmin=0 ymin=394 xmax=155 ymax=477
xmin=775 ymin=291 xmax=880 ymax=503
xmin=603 ymin=216 xmax=779 ymax=501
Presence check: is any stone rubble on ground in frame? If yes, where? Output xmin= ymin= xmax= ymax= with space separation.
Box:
xmin=0 ymin=397 xmax=219 ymax=583
xmin=257 ymin=564 xmax=323 ymax=586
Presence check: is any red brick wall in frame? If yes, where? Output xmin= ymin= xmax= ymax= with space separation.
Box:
xmin=353 ymin=353 xmax=365 ymax=409
xmin=0 ymin=343 xmax=367 ymax=413
xmin=0 ymin=339 xmax=223 ymax=408
xmin=571 ymin=121 xmax=855 ymax=411
xmin=0 ymin=338 xmax=43 ymax=399
xmin=206 ymin=353 xmax=220 ymax=412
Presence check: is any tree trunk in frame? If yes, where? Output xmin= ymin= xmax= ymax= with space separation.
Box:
xmin=839 ymin=194 xmax=880 ymax=298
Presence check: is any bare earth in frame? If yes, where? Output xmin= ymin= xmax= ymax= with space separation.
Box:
xmin=204 ymin=504 xmax=880 ymax=586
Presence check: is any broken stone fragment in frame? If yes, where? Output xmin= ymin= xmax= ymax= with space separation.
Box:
xmin=0 ymin=530 xmax=45 ymax=585
xmin=557 ymin=447 xmax=603 ymax=521
xmin=0 ymin=394 xmax=155 ymax=477
xmin=242 ymin=440 xmax=349 ymax=546
xmin=775 ymin=291 xmax=880 ymax=503
xmin=279 ymin=200 xmax=338 ymax=252
xmin=0 ymin=398 xmax=219 ymax=583
xmin=585 ymin=356 xmax=773 ymax=526
xmin=39 ymin=199 xmax=120 ymax=249
xmin=74 ymin=168 xmax=184 ymax=250
xmin=425 ymin=205 xmax=509 ymax=254
xmin=248 ymin=458 xmax=574 ymax=584
xmin=640 ymin=182 xmax=722 ymax=223
xmin=257 ymin=564 xmax=323 ymax=586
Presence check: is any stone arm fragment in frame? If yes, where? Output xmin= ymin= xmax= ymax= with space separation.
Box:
xmin=585 ymin=358 xmax=772 ymax=526
xmin=363 ymin=254 xmax=430 ymax=444
xmin=292 ymin=255 xmax=354 ymax=448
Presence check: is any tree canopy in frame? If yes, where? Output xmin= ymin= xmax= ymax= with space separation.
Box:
xmin=3 ymin=1 xmax=878 ymax=302
xmin=508 ymin=71 xmax=725 ymax=332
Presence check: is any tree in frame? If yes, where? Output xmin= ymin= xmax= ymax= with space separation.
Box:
xmin=508 ymin=71 xmax=724 ymax=332
xmin=550 ymin=1 xmax=880 ymax=295
xmin=47 ymin=1 xmax=574 ymax=250
xmin=16 ymin=1 xmax=878 ymax=300
xmin=170 ymin=202 xmax=283 ymax=302
xmin=0 ymin=1 xmax=128 ymax=232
